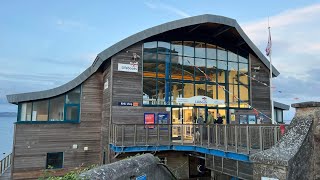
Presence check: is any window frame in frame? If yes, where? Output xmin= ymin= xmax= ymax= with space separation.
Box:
xmin=46 ymin=152 xmax=64 ymax=169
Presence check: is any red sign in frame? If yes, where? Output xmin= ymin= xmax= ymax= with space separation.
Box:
xmin=144 ymin=113 xmax=155 ymax=129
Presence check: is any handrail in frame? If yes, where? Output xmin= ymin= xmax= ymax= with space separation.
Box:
xmin=0 ymin=153 xmax=12 ymax=175
xmin=110 ymin=124 xmax=286 ymax=155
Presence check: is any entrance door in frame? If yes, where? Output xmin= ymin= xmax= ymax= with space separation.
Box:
xmin=171 ymin=107 xmax=206 ymax=143
xmin=172 ymin=107 xmax=193 ymax=142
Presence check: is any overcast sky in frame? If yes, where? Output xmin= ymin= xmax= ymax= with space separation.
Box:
xmin=1 ymin=0 xmax=319 ymax=120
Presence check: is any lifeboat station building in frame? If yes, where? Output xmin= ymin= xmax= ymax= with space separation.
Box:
xmin=7 ymin=14 xmax=289 ymax=179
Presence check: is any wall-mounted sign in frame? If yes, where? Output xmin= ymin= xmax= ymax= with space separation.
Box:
xmin=158 ymin=113 xmax=169 ymax=130
xmin=136 ymin=174 xmax=147 ymax=180
xmin=104 ymin=79 xmax=108 ymax=90
xmin=176 ymin=96 xmax=224 ymax=105
xmin=118 ymin=62 xmax=138 ymax=72
xmin=118 ymin=102 xmax=139 ymax=106
xmin=248 ymin=115 xmax=257 ymax=124
xmin=239 ymin=115 xmax=248 ymax=124
xmin=144 ymin=113 xmax=155 ymax=129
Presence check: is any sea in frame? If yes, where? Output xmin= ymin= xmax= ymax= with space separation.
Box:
xmin=0 ymin=116 xmax=16 ymax=160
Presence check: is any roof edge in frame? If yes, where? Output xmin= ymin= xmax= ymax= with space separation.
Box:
xmin=7 ymin=14 xmax=280 ymax=104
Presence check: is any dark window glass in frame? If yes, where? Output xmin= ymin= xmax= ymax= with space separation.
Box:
xmin=32 ymin=100 xmax=49 ymax=121
xmin=66 ymin=87 xmax=80 ymax=104
xmin=195 ymin=58 xmax=206 ymax=81
xmin=19 ymin=102 xmax=32 ymax=121
xmin=47 ymin=152 xmax=63 ymax=169
xmin=183 ymin=57 xmax=194 ymax=81
xmin=183 ymin=41 xmax=194 ymax=57
xmin=144 ymin=41 xmax=157 ymax=53
xmin=158 ymin=41 xmax=170 ymax=54
xmin=143 ymin=78 xmax=157 ymax=105
xmin=195 ymin=42 xmax=206 ymax=58
xmin=171 ymin=41 xmax=183 ymax=56
xmin=66 ymin=106 xmax=79 ymax=121
xmin=49 ymin=95 xmax=64 ymax=121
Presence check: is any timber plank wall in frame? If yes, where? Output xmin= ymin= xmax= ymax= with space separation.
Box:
xmin=12 ymin=73 xmax=103 ymax=180
xmin=235 ymin=54 xmax=271 ymax=123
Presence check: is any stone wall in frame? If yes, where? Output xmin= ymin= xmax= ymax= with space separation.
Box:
xmin=79 ymin=153 xmax=175 ymax=180
xmin=250 ymin=101 xmax=320 ymax=180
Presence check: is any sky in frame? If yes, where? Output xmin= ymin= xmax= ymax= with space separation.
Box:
xmin=0 ymin=0 xmax=319 ymax=120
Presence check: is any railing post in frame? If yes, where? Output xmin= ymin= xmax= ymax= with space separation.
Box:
xmin=157 ymin=124 xmax=160 ymax=145
xmin=246 ymin=125 xmax=250 ymax=154
xmin=200 ymin=125 xmax=203 ymax=146
xmin=146 ymin=126 xmax=149 ymax=145
xmin=224 ymin=125 xmax=228 ymax=151
xmin=193 ymin=124 xmax=196 ymax=145
xmin=181 ymin=124 xmax=184 ymax=145
xmin=274 ymin=126 xmax=278 ymax=145
xmin=134 ymin=125 xmax=137 ymax=146
xmin=168 ymin=124 xmax=171 ymax=145
xmin=208 ymin=125 xmax=210 ymax=147
xmin=235 ymin=125 xmax=238 ymax=153
xmin=121 ymin=125 xmax=124 ymax=147
xmin=215 ymin=125 xmax=218 ymax=147
xmin=259 ymin=126 xmax=263 ymax=151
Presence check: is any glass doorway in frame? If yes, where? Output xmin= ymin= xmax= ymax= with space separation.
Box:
xmin=171 ymin=107 xmax=206 ymax=143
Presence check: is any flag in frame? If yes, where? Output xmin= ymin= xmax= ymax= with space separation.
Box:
xmin=266 ymin=28 xmax=272 ymax=56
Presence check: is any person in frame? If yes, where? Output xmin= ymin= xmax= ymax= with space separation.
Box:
xmin=195 ymin=115 xmax=204 ymax=142
xmin=206 ymin=111 xmax=215 ymax=125
xmin=197 ymin=115 xmax=204 ymax=124
xmin=215 ymin=113 xmax=223 ymax=124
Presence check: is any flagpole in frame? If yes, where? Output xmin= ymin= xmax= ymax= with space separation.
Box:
xmin=268 ymin=26 xmax=275 ymax=124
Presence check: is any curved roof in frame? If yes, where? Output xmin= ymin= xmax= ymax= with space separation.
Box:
xmin=7 ymin=14 xmax=279 ymax=104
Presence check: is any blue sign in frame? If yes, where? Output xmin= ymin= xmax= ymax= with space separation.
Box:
xmin=136 ymin=174 xmax=147 ymax=180
xmin=158 ymin=113 xmax=169 ymax=130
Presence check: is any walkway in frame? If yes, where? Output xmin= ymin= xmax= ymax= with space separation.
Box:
xmin=0 ymin=167 xmax=11 ymax=180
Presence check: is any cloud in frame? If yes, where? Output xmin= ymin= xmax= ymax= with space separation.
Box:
xmin=241 ymin=3 xmax=320 ymax=120
xmin=55 ymin=19 xmax=94 ymax=31
xmin=144 ymin=1 xmax=191 ymax=18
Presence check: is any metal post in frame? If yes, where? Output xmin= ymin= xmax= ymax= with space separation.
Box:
xmin=134 ymin=125 xmax=137 ymax=146
xmin=157 ymin=124 xmax=160 ymax=145
xmin=121 ymin=125 xmax=124 ymax=147
xmin=193 ymin=123 xmax=196 ymax=145
xmin=181 ymin=124 xmax=184 ymax=145
xmin=236 ymin=160 xmax=239 ymax=177
xmin=274 ymin=126 xmax=278 ymax=145
xmin=168 ymin=124 xmax=171 ymax=145
xmin=235 ymin=126 xmax=238 ymax=153
xmin=215 ymin=125 xmax=218 ymax=147
xmin=146 ymin=126 xmax=149 ymax=145
xmin=200 ymin=125 xmax=203 ymax=146
xmin=224 ymin=125 xmax=228 ymax=151
xmin=259 ymin=126 xmax=263 ymax=151
xmin=246 ymin=126 xmax=250 ymax=154
xmin=208 ymin=125 xmax=210 ymax=147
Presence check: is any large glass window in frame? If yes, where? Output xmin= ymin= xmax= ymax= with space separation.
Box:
xmin=143 ymin=41 xmax=250 ymax=108
xmin=18 ymin=86 xmax=81 ymax=122
xmin=19 ymin=102 xmax=32 ymax=121
xmin=49 ymin=95 xmax=64 ymax=121
xmin=32 ymin=100 xmax=49 ymax=121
